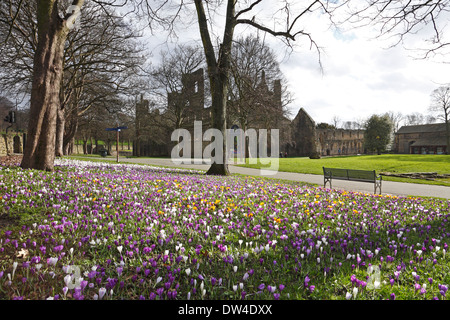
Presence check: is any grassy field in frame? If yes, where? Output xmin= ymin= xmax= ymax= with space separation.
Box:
xmin=239 ymin=154 xmax=450 ymax=186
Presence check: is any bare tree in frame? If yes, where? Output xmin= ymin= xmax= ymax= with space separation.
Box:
xmin=405 ymin=112 xmax=425 ymax=126
xmin=56 ymin=3 xmax=148 ymax=156
xmin=1 ymin=0 xmax=140 ymax=170
xmin=2 ymin=0 xmax=337 ymax=172
xmin=331 ymin=115 xmax=341 ymax=129
xmin=1 ymin=1 xmax=148 ymax=158
xmin=0 ymin=1 xmax=37 ymax=102
xmin=190 ymin=0 xmax=335 ymax=175
xmin=344 ymin=0 xmax=450 ymax=61
xmin=386 ymin=111 xmax=403 ymax=133
xmin=228 ymin=35 xmax=292 ymax=132
xmin=429 ymin=85 xmax=450 ymax=153
xmin=16 ymin=0 xmax=86 ymax=170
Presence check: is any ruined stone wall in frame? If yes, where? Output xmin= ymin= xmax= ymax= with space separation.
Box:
xmin=288 ymin=108 xmax=317 ymax=157
xmin=0 ymin=132 xmax=24 ymax=156
xmin=316 ymin=129 xmax=364 ymax=156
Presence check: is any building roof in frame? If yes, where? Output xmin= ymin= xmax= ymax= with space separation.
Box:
xmin=410 ymin=137 xmax=448 ymax=147
xmin=293 ymin=108 xmax=315 ymax=125
xmin=397 ymin=123 xmax=447 ymax=134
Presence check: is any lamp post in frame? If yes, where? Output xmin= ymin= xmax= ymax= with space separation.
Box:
xmin=105 ymin=125 xmax=128 ymax=162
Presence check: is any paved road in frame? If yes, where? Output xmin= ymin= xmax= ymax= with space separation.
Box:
xmin=78 ymin=157 xmax=450 ymax=199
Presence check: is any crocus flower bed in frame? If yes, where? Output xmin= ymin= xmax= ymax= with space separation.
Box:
xmin=0 ymin=159 xmax=449 ymax=300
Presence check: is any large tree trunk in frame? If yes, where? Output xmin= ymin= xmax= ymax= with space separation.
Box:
xmin=206 ymin=74 xmax=230 ymax=175
xmin=195 ymin=0 xmax=235 ymax=176
xmin=63 ymin=114 xmax=78 ymax=155
xmin=21 ymin=1 xmax=67 ymax=171
xmin=21 ymin=5 xmax=67 ymax=170
xmin=20 ymin=0 xmax=83 ymax=170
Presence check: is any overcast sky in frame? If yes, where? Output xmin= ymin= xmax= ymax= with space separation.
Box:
xmin=145 ymin=1 xmax=450 ymax=127
xmin=273 ymin=15 xmax=450 ymax=126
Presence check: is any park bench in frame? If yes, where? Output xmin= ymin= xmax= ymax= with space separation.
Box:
xmin=323 ymin=167 xmax=382 ymax=194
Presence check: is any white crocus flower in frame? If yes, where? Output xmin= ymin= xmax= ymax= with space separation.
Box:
xmin=353 ymin=287 xmax=358 ymax=299
xmin=64 ymin=274 xmax=72 ymax=287
xmin=12 ymin=262 xmax=18 ymax=279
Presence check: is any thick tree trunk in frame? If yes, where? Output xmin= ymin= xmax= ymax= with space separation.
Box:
xmin=195 ymin=0 xmax=235 ymax=176
xmin=63 ymin=116 xmax=78 ymax=155
xmin=20 ymin=1 xmax=69 ymax=171
xmin=206 ymin=75 xmax=230 ymax=176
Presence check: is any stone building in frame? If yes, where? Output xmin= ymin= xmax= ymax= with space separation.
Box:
xmin=134 ymin=95 xmax=171 ymax=157
xmin=316 ymin=127 xmax=365 ymax=156
xmin=394 ymin=123 xmax=448 ymax=154
xmin=283 ymin=108 xmax=364 ymax=157
xmin=134 ymin=68 xmax=366 ymax=158
xmin=134 ymin=68 xmax=212 ymax=157
xmin=286 ymin=108 xmax=316 ymax=157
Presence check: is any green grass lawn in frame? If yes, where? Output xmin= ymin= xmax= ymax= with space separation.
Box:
xmin=238 ymin=154 xmax=450 ymax=186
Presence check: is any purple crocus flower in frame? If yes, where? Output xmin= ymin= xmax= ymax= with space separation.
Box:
xmin=305 ymin=276 xmax=310 ymax=287
xmin=156 ymin=287 xmax=164 ymax=297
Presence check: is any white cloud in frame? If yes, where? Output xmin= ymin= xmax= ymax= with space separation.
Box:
xmin=279 ymin=16 xmax=450 ymax=125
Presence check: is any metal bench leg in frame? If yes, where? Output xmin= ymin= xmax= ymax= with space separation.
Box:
xmin=324 ymin=177 xmax=332 ymax=189
xmin=374 ymin=180 xmax=382 ymax=194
